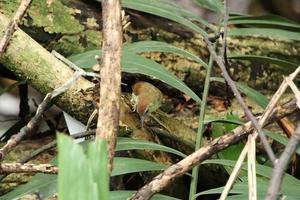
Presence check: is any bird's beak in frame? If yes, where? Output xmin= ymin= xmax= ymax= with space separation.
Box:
xmin=140 ymin=115 xmax=145 ymax=128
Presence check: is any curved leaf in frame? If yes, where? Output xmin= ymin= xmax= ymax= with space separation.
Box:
xmin=123 ymin=41 xmax=208 ymax=68
xmin=123 ymin=53 xmax=201 ymax=103
xmin=68 ymin=50 xmax=100 ymax=69
xmin=228 ymin=28 xmax=300 ymax=41
xmin=202 ymin=159 xmax=299 ymax=185
xmin=116 ymin=137 xmax=186 ymax=157
xmin=112 ymin=157 xmax=166 ymax=176
xmin=121 ymin=0 xmax=209 ymax=36
xmin=228 ymin=55 xmax=298 ymax=72
xmin=69 ymin=50 xmax=201 ymax=103
xmin=210 ymin=77 xmax=268 ymax=108
xmin=229 ymin=15 xmax=300 ymax=31
xmin=193 ymin=0 xmax=223 ymax=13
xmin=265 ymin=131 xmax=300 ymax=156
xmin=0 ymin=174 xmax=57 ymax=200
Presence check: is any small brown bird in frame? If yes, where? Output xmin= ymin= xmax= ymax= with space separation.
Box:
xmin=131 ymin=81 xmax=163 ymax=125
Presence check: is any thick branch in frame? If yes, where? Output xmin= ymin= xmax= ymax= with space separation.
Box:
xmin=97 ymin=0 xmax=122 ymax=173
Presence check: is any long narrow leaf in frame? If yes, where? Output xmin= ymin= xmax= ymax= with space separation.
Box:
xmin=123 ymin=41 xmax=208 ymax=68
xmin=228 ymin=55 xmax=298 ymax=72
xmin=229 ymin=15 xmax=300 ymax=31
xmin=228 ymin=28 xmax=300 ymax=41
xmin=210 ymin=77 xmax=268 ymax=108
xmin=116 ymin=137 xmax=186 ymax=157
xmin=69 ymin=50 xmax=201 ymax=103
xmin=121 ymin=0 xmax=208 ymax=36
xmin=122 ymin=53 xmax=202 ymax=103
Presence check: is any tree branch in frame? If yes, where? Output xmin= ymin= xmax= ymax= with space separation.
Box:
xmin=97 ymin=0 xmax=122 ymax=173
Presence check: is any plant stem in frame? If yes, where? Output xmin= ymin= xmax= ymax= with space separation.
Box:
xmin=188 ymin=44 xmax=216 ymax=199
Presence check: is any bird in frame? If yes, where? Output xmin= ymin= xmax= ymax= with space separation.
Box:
xmin=131 ymin=81 xmax=163 ymax=125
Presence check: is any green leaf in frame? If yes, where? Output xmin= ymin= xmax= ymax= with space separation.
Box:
xmin=58 ymin=134 xmax=109 ymax=200
xmin=123 ymin=41 xmax=208 ymax=68
xmin=228 ymin=55 xmax=299 ymax=73
xmin=228 ymin=28 xmax=300 ymax=41
xmin=88 ymin=140 xmax=109 ymax=200
xmin=122 ymin=53 xmax=201 ymax=103
xmin=197 ymin=179 xmax=300 ymax=200
xmin=112 ymin=157 xmax=166 ymax=176
xmin=264 ymin=131 xmax=300 ymax=156
xmin=68 ymin=50 xmax=99 ymax=69
xmin=116 ymin=137 xmax=186 ymax=157
xmin=212 ymin=115 xmax=244 ymax=161
xmin=121 ymin=0 xmax=209 ymax=36
xmin=202 ymin=159 xmax=299 ymax=185
xmin=210 ymin=77 xmax=268 ymax=108
xmin=69 ymin=51 xmax=202 ymax=103
xmin=110 ymin=191 xmax=180 ymax=200
xmin=193 ymin=0 xmax=223 ymax=13
xmin=0 ymin=174 xmax=57 ymax=200
xmin=229 ymin=15 xmax=300 ymax=31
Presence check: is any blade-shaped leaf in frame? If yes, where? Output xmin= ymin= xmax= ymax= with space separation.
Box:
xmin=116 ymin=137 xmax=186 ymax=157
xmin=265 ymin=131 xmax=300 ymax=156
xmin=112 ymin=157 xmax=166 ymax=176
xmin=229 ymin=15 xmax=300 ymax=31
xmin=210 ymin=77 xmax=268 ymax=108
xmin=69 ymin=50 xmax=202 ymax=103
xmin=58 ymin=134 xmax=108 ymax=200
xmin=123 ymin=41 xmax=208 ymax=68
xmin=193 ymin=0 xmax=223 ymax=13
xmin=228 ymin=28 xmax=300 ymax=41
xmin=197 ymin=179 xmax=300 ymax=200
xmin=0 ymin=174 xmax=57 ymax=200
xmin=228 ymin=55 xmax=298 ymax=72
xmin=122 ymin=53 xmax=201 ymax=103
xmin=120 ymin=0 xmax=208 ymax=36
xmin=202 ymin=159 xmax=299 ymax=185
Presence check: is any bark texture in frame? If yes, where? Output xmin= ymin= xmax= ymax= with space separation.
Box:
xmin=97 ymin=0 xmax=122 ymax=173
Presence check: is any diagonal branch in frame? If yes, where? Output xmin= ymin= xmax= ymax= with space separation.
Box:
xmin=129 ymin=98 xmax=298 ymax=200
xmin=0 ymin=0 xmax=32 ymax=53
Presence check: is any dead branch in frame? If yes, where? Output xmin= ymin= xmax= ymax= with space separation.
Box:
xmin=97 ymin=0 xmax=123 ymax=173
xmin=0 ymin=0 xmax=32 ymax=53
xmin=129 ymin=98 xmax=299 ymax=200
xmin=204 ymin=35 xmax=276 ymax=163
xmin=220 ymin=66 xmax=300 ymax=199
xmin=265 ymin=125 xmax=300 ymax=200
xmin=0 ymin=163 xmax=58 ymax=174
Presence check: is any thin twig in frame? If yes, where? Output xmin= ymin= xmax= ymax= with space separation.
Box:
xmin=265 ymin=125 xmax=300 ymax=200
xmin=219 ymin=143 xmax=249 ymax=200
xmin=0 ymin=163 xmax=57 ymax=174
xmin=0 ymin=140 xmax=56 ymax=181
xmin=0 ymin=0 xmax=32 ymax=53
xmin=220 ymin=0 xmax=228 ymax=59
xmin=219 ymin=66 xmax=300 ymax=199
xmin=52 ymin=51 xmax=100 ymax=78
xmin=248 ymin=134 xmax=257 ymax=200
xmin=189 ymin=44 xmax=217 ymax=199
xmin=97 ymin=0 xmax=123 ymax=174
xmin=203 ymin=36 xmax=276 ymax=163
xmin=0 ymin=71 xmax=82 ymax=161
xmin=129 ymin=98 xmax=298 ymax=200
